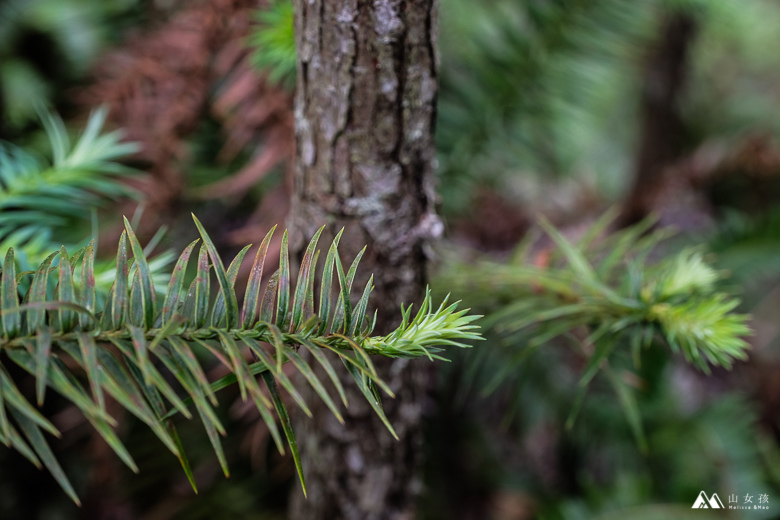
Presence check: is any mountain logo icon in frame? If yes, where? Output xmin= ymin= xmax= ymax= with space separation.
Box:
xmin=692 ymin=491 xmax=725 ymax=509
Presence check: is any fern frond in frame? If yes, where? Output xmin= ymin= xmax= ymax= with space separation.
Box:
xmin=0 ymin=215 xmax=480 ymax=502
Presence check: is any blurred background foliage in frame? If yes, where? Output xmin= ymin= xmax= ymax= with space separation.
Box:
xmin=3 ymin=0 xmax=780 ymax=519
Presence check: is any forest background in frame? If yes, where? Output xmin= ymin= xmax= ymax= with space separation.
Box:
xmin=1 ymin=0 xmax=780 ymax=519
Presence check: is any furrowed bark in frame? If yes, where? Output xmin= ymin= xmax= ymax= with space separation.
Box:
xmin=288 ymin=1 xmax=439 ymax=518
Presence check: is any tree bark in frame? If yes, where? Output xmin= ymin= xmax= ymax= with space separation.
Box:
xmin=287 ymin=1 xmax=439 ymax=519
xmin=619 ymin=12 xmax=697 ymax=227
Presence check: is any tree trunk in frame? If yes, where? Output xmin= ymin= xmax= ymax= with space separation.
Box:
xmin=287 ymin=1 xmax=439 ymax=519
xmin=619 ymin=12 xmax=697 ymax=227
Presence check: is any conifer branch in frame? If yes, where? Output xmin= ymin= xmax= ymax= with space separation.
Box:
xmin=439 ymin=214 xmax=751 ymax=447
xmin=0 ymin=215 xmax=481 ymax=502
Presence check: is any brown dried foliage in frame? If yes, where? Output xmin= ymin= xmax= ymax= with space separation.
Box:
xmin=77 ymin=1 xmax=297 ymax=478
xmin=79 ymin=0 xmax=294 ymax=233
xmin=624 ymin=133 xmax=780 ymax=231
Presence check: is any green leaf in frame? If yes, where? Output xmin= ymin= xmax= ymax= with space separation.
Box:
xmin=332 ymin=247 xmax=365 ymax=334
xmin=193 ymin=244 xmax=212 ymax=329
xmin=0 ymin=364 xmax=59 ymax=437
xmin=118 ymin=334 xmax=192 ymax=420
xmin=262 ymin=372 xmax=306 ymax=497
xmin=578 ymin=326 xmax=617 ymax=388
xmin=168 ymin=359 xmax=268 ymax=403
xmin=111 ymin=231 xmax=129 ymax=329
xmin=303 ymin=252 xmax=318 ymax=326
xmin=77 ymin=333 xmax=105 ymax=412
xmin=93 ymin=348 xmax=179 ymax=456
xmin=285 ymin=346 xmax=343 ymax=423
xmin=212 ymin=244 xmax=251 ymax=327
xmin=299 ymin=338 xmax=347 ymax=407
xmin=0 ymin=362 xmax=9 ymax=443
xmin=15 ymin=301 xmax=96 ymax=325
xmin=162 ymin=239 xmax=198 ymax=324
xmin=291 ymin=226 xmax=323 ymax=331
xmin=316 ymin=340 xmax=393 ymax=397
xmin=123 ymin=360 xmax=181 ymax=480
xmin=80 ymin=241 xmax=96 ymax=328
xmin=2 ymin=248 xmax=20 ymax=338
xmin=604 ymin=365 xmax=647 ymax=453
xmin=351 ymin=275 xmax=373 ymax=336
xmin=129 ymin=269 xmax=144 ymax=327
xmin=259 ymin=271 xmax=279 ymax=325
xmin=3 ymin=421 xmax=41 ymax=467
xmin=317 ymin=229 xmax=343 ymax=334
xmin=169 ymin=424 xmax=197 ymax=492
xmin=168 ymin=336 xmax=217 ymax=406
xmin=38 ymin=108 xmax=70 ymax=166
xmin=240 ymin=333 xmax=311 ymax=416
xmin=193 ymin=338 xmax=232 ymax=376
xmin=218 ymin=335 xmax=286 ymax=455
xmin=265 ymin=321 xmax=287 ymax=377
xmin=9 ymin=407 xmax=80 ymax=505
xmin=193 ymin=214 xmax=238 ymax=329
xmin=8 ymin=351 xmax=115 ymax=425
xmin=598 ymin=217 xmax=658 ymax=278
xmin=124 ymin=217 xmax=157 ymax=329
xmin=334 ymin=333 xmax=379 ymax=380
xmin=538 ymin=216 xmax=597 ymax=281
xmin=342 ymin=358 xmax=397 ymax=439
xmin=242 ymin=225 xmax=276 ymax=328
xmin=565 ymin=384 xmax=589 ymax=431
xmin=576 ymin=207 xmax=619 ymax=249
xmin=26 ymin=252 xmax=57 ymax=334
xmin=76 ymin=362 xmax=138 ymax=473
xmin=101 ymin=284 xmax=115 ymax=330
xmin=156 ymin=339 xmax=223 ymax=430
xmin=127 ymin=325 xmax=151 ymax=386
xmin=276 ymin=231 xmax=290 ymax=329
xmin=198 ymin=404 xmax=230 ymax=478
xmin=214 ymin=330 xmax=266 ymax=406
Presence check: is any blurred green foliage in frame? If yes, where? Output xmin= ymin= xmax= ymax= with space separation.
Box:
xmin=0 ymin=0 xmax=143 ymax=135
xmin=429 ymin=215 xmax=778 ymax=518
xmin=436 ymin=0 xmax=780 ymax=217
xmin=0 ymin=108 xmax=172 ymax=296
xmin=4 ymin=0 xmax=780 ymax=518
xmin=248 ymin=1 xmax=296 ymax=89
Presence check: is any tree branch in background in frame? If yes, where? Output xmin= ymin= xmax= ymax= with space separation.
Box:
xmin=620 ymin=11 xmax=698 ymax=227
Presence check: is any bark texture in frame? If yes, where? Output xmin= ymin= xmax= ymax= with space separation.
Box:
xmin=288 ymin=0 xmax=439 ymax=518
